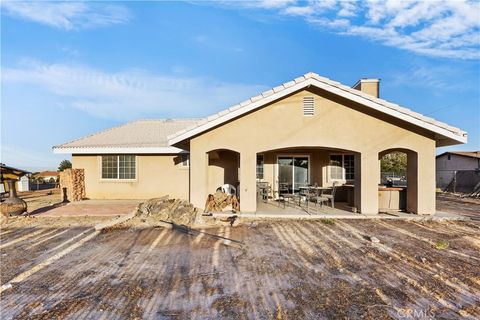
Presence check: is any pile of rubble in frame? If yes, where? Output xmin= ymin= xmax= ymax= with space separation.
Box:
xmin=136 ymin=196 xmax=198 ymax=226
xmin=59 ymin=169 xmax=85 ymax=201
xmin=204 ymin=191 xmax=240 ymax=213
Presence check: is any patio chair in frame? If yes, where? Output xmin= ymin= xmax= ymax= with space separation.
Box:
xmin=277 ymin=183 xmax=293 ymax=208
xmin=259 ymin=182 xmax=271 ymax=203
xmin=257 ymin=181 xmax=269 ymax=202
xmin=309 ymin=187 xmax=329 ymax=213
xmin=323 ymin=182 xmax=338 ymax=208
xmin=298 ymin=186 xmax=311 ymax=210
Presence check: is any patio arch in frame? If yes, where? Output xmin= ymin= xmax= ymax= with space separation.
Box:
xmin=255 ymin=145 xmax=360 ymax=207
xmin=378 ymin=147 xmax=419 ymax=213
xmin=206 ymin=148 xmax=240 ymax=196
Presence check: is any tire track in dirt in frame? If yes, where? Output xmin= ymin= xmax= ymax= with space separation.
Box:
xmin=0 ymin=228 xmax=94 ymax=317
xmin=0 ymin=229 xmax=51 ymax=249
xmin=337 ymin=221 xmax=480 ymax=297
xmin=335 ymin=221 xmax=479 ymax=318
xmin=376 ymin=221 xmax=480 ymax=262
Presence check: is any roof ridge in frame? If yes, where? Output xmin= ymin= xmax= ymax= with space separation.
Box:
xmin=168 ymin=72 xmax=467 ymax=145
xmin=306 ymin=73 xmax=466 ymax=135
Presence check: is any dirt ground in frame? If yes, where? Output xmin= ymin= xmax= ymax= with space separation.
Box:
xmin=0 ymin=193 xmax=479 ymax=319
xmin=436 ymin=192 xmax=480 ymax=221
xmin=17 ymin=188 xmax=63 ymax=214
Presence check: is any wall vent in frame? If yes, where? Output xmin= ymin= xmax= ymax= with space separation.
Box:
xmin=303 ymin=97 xmax=315 ymax=116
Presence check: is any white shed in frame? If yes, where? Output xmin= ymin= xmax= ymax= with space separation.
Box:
xmin=17 ymin=176 xmax=30 ymax=192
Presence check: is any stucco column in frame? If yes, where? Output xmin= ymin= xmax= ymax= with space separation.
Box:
xmin=190 ymin=145 xmax=208 ymax=210
xmin=239 ymin=151 xmax=257 ymax=212
xmin=354 ymin=152 xmax=380 ymax=215
xmin=407 ymin=147 xmax=435 ymax=215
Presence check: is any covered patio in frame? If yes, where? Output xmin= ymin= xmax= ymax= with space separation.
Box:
xmin=169 ymin=74 xmax=466 ymax=216
xmin=253 ymin=146 xmax=421 ymax=216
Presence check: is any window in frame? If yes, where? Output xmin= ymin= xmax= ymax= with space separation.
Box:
xmin=256 ymin=154 xmax=264 ymax=179
xmin=447 ymin=154 xmax=451 ymax=160
xmin=329 ymin=155 xmax=343 ymax=180
xmin=303 ymin=96 xmax=315 ymax=116
xmin=181 ymin=154 xmax=190 ymax=167
xmin=329 ymin=154 xmax=355 ymax=181
xmin=101 ymin=155 xmax=136 ymax=179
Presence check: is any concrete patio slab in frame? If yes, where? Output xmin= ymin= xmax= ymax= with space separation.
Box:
xmin=31 ymin=200 xmax=142 ymax=217
xmin=213 ymin=201 xmax=467 ymax=221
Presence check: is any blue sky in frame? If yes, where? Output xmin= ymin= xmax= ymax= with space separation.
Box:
xmin=1 ymin=0 xmax=479 ymax=171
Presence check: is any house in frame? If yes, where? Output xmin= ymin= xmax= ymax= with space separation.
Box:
xmin=436 ymin=151 xmax=480 ymax=192
xmin=34 ymin=171 xmax=60 ymax=183
xmin=53 ymin=72 xmax=467 ymax=215
xmin=0 ymin=163 xmax=31 ymax=194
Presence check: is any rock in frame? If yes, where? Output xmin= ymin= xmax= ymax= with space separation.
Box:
xmin=213 ymin=191 xmax=228 ymax=204
xmin=369 ymin=236 xmax=380 ymax=243
xmin=136 ymin=196 xmax=198 ymax=226
xmin=1 ymin=283 xmax=12 ymax=291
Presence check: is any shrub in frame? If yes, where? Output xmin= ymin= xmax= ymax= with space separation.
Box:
xmin=320 ymin=218 xmax=335 ymax=225
xmin=435 ymin=240 xmax=449 ymax=250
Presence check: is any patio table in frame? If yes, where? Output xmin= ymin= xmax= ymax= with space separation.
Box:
xmin=298 ymin=186 xmax=332 ymax=211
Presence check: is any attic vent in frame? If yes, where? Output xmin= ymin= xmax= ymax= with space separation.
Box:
xmin=303 ymin=97 xmax=315 ymax=116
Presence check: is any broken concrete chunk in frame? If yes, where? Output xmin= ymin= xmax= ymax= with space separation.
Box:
xmin=368 ymin=236 xmax=380 ymax=243
xmin=136 ymin=196 xmax=198 ymax=226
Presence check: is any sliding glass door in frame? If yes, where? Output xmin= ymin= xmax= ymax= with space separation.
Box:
xmin=278 ymin=156 xmax=309 ymax=194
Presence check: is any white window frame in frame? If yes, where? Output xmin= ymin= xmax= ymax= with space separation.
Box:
xmin=328 ymin=153 xmax=355 ymax=183
xmin=256 ymin=154 xmax=264 ymax=181
xmin=99 ymin=155 xmax=137 ymax=181
xmin=275 ymin=154 xmax=311 ymax=195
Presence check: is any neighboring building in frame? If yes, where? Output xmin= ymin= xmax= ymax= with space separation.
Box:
xmin=436 ymin=151 xmax=480 ymax=191
xmin=54 ymin=72 xmax=467 ymax=215
xmin=0 ymin=163 xmax=31 ymax=194
xmin=34 ymin=171 xmax=60 ymax=183
xmin=18 ymin=176 xmax=30 ymax=192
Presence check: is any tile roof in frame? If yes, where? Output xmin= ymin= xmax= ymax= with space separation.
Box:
xmin=54 ymin=72 xmax=468 ymax=155
xmin=54 ymin=119 xmax=204 ymax=150
xmin=35 ymin=171 xmax=60 ymax=177
xmin=437 ymin=151 xmax=480 ymax=159
xmin=168 ymin=72 xmax=467 ymax=145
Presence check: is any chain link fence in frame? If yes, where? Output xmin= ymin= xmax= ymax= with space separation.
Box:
xmin=381 ymin=171 xmax=407 ymax=187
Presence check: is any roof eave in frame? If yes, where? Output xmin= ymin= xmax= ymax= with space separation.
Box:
xmin=168 ymin=77 xmax=467 ymax=146
xmin=52 ymin=146 xmax=187 ymax=154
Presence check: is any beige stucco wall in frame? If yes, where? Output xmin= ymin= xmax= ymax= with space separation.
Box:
xmin=207 ymin=150 xmax=239 ymax=193
xmin=72 ymin=154 xmax=189 ymax=200
xmin=189 ymin=88 xmax=437 ymax=214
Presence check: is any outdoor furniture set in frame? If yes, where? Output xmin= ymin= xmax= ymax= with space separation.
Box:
xmin=256 ymin=181 xmax=338 ymax=213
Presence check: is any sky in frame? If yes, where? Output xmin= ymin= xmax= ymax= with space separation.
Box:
xmin=1 ymin=0 xmax=479 ymax=171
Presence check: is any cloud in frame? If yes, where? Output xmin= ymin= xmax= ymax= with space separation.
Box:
xmin=2 ymin=60 xmax=268 ymax=120
xmin=222 ymin=0 xmax=480 ymax=60
xmin=1 ymin=1 xmax=131 ymax=30
xmin=389 ymin=60 xmax=478 ymax=92
xmin=0 ymin=144 xmax=62 ymax=168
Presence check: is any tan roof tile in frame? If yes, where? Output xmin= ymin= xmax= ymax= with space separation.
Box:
xmin=55 ymin=119 xmax=203 ymax=149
